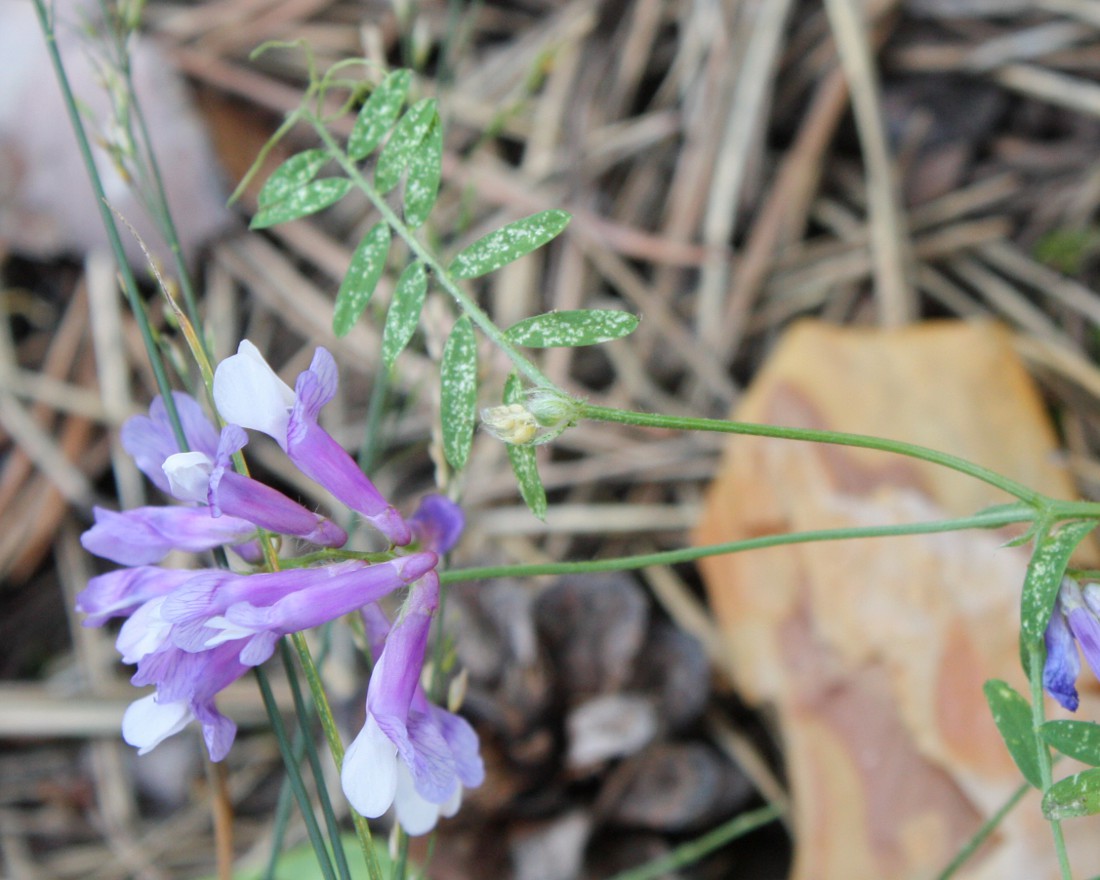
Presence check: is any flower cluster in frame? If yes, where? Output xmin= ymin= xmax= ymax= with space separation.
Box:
xmin=79 ymin=341 xmax=482 ymax=834
xmin=1044 ymin=577 xmax=1100 ymax=712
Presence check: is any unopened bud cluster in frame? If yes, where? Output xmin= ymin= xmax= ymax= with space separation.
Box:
xmin=480 ymin=389 xmax=582 ymax=446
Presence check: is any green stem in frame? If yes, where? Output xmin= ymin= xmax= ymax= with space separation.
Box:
xmin=287 ymin=632 xmax=385 ymax=880
xmin=254 ymin=665 xmax=338 ymax=880
xmin=31 ymin=0 xmax=188 ymax=451
xmin=280 ymin=641 xmax=354 ymax=880
xmin=306 ymin=113 xmax=554 ymax=391
xmin=604 ymin=803 xmax=782 ymax=880
xmin=581 ymin=403 xmax=1046 ymax=506
xmin=935 ymin=780 xmax=1031 ymax=879
xmin=1028 ymin=642 xmax=1075 ymax=880
xmin=441 ymin=505 xmax=1036 ymax=584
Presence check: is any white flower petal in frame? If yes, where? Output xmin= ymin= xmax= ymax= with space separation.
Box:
xmin=163 ymin=451 xmax=213 ymax=502
xmin=122 ymin=693 xmax=193 ymax=754
xmin=213 ymin=340 xmax=295 ymax=443
xmin=439 ymin=784 xmax=463 ymax=819
xmin=394 ymin=761 xmax=442 ymax=836
xmin=116 ymin=598 xmax=171 ymax=664
xmin=341 ymin=715 xmax=398 ymax=818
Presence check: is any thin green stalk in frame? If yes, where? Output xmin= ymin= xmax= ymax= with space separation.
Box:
xmin=254 ymin=665 xmax=339 ymax=880
xmin=280 ymin=641 xmax=354 ymax=880
xmin=306 ymin=114 xmax=554 ymax=392
xmin=936 ymin=780 xmax=1031 ymax=880
xmin=31 ymin=0 xmax=188 ymax=450
xmin=580 ymin=403 xmax=1046 ymax=506
xmin=440 ymin=505 xmax=1037 ymax=584
xmin=262 ymin=725 xmax=306 ymax=880
xmin=287 ymin=631 xmax=385 ymax=880
xmin=1028 ymin=642 xmax=1075 ymax=880
xmin=604 ymin=803 xmax=782 ymax=880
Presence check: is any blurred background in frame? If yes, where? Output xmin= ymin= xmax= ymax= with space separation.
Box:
xmin=4 ymin=0 xmax=1100 ymax=877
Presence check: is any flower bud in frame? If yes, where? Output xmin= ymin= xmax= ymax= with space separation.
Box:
xmin=480 ymin=403 xmax=539 ymax=445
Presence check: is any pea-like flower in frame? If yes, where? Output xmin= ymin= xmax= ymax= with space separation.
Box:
xmin=341 ymin=570 xmax=485 ymax=835
xmin=340 ymin=494 xmax=483 ymax=836
xmin=213 ymin=341 xmax=410 ymax=546
xmin=79 ymin=344 xmax=482 ymax=837
xmin=1044 ymin=578 xmax=1100 ymax=712
xmin=82 ymin=392 xmax=347 ymax=565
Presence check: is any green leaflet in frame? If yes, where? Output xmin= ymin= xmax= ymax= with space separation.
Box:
xmin=403 ymin=110 xmax=443 ymax=229
xmin=505 ymin=309 xmax=640 ymax=348
xmin=347 ymin=69 xmax=411 ymax=161
xmin=251 ymin=178 xmax=352 ymax=230
xmin=1020 ymin=521 xmax=1096 ymax=646
xmin=1042 ymin=768 xmax=1100 ymax=820
xmin=374 ymin=99 xmax=437 ymax=195
xmin=256 ymin=148 xmax=329 ymax=208
xmin=504 ymin=372 xmax=547 ymax=520
xmin=333 ymin=223 xmax=391 ymax=337
xmin=1042 ymin=720 xmax=1100 ymax=767
xmin=440 ymin=316 xmax=477 ymax=471
xmin=382 ymin=261 xmax=428 ymax=370
xmin=449 ymin=210 xmax=571 ymax=280
xmin=983 ymin=679 xmax=1042 ymax=788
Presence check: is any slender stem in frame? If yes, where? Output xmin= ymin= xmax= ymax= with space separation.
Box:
xmin=936 ymin=780 xmax=1031 ymax=880
xmin=306 ymin=114 xmax=555 ymax=391
xmin=1028 ymin=642 xmax=1075 ymax=880
xmin=253 ymin=665 xmax=338 ymax=880
xmin=441 ymin=506 xmax=1036 ymax=584
xmin=605 ymin=804 xmax=782 ymax=880
xmin=287 ymin=632 xmax=385 ymax=880
xmin=581 ymin=403 xmax=1046 ymax=506
xmin=31 ymin=0 xmax=188 ymax=449
xmin=280 ymin=641 xmax=354 ymax=880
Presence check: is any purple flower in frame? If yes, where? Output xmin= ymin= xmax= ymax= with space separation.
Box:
xmin=122 ymin=642 xmax=247 ymax=761
xmin=213 ymin=341 xmax=410 ymax=546
xmin=76 ymin=565 xmax=198 ymax=627
xmin=1043 ymin=578 xmax=1100 ymax=712
xmin=121 ymin=392 xmax=220 ymax=495
xmin=124 ymin=392 xmax=348 ymax=552
xmin=409 ymin=495 xmax=464 ymax=555
xmin=341 ymin=571 xmax=485 ymax=835
xmin=114 ymin=555 xmax=436 ymax=758
xmin=81 ymin=505 xmax=261 ymax=565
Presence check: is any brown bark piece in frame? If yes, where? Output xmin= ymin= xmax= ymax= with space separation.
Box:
xmin=694 ymin=319 xmax=1100 ymax=880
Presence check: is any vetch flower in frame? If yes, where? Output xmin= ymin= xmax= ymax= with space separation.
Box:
xmin=408 ymin=494 xmax=464 ymax=556
xmin=125 ymin=392 xmax=347 ymax=550
xmin=1044 ymin=578 xmax=1100 ymax=712
xmin=84 ymin=390 xmax=350 ymax=566
xmin=81 ymin=505 xmax=261 ymax=566
xmin=341 ymin=571 xmax=485 ymax=835
xmin=79 ymin=344 xmax=480 ymax=812
xmin=122 ymin=642 xmax=248 ymax=761
xmin=213 ymin=341 xmax=410 ymax=546
xmin=112 ymin=554 xmax=436 ymax=758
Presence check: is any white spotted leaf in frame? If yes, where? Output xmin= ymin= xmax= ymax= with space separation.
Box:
xmin=333 ymin=223 xmax=390 ymax=337
xmin=504 ymin=309 xmax=639 ymax=348
xmin=1042 ymin=720 xmax=1100 ymax=767
xmin=251 ymin=178 xmax=352 ymax=230
xmin=440 ymin=316 xmax=477 ymax=471
xmin=1043 ymin=769 xmax=1100 ymax=820
xmin=449 ymin=210 xmax=571 ymax=280
xmin=256 ymin=149 xmax=329 ymax=208
xmin=374 ymin=98 xmax=436 ymax=195
xmin=983 ymin=679 xmax=1041 ymax=789
xmin=1020 ymin=521 xmax=1096 ymax=647
xmin=382 ymin=261 xmax=428 ymax=370
xmin=504 ymin=372 xmax=546 ymax=520
xmin=403 ymin=110 xmax=443 ymax=229
xmin=348 ymin=69 xmax=411 ymax=161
